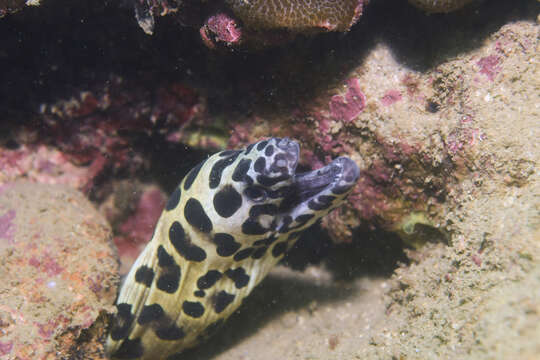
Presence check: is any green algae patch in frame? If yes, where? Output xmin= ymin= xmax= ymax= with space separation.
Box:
xmin=396 ymin=212 xmax=449 ymax=249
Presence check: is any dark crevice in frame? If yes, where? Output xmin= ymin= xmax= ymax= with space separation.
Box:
xmin=283 ymin=222 xmax=412 ymax=279
xmin=0 ymin=0 xmax=536 ymax=118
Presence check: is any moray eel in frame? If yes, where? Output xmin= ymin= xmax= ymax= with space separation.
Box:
xmin=106 ymin=138 xmax=360 ymax=360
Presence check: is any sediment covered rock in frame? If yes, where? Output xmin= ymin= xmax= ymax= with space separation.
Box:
xmin=0 ymin=181 xmax=118 ymax=359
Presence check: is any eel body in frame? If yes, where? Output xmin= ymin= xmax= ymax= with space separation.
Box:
xmin=107 ymin=137 xmax=360 ymax=359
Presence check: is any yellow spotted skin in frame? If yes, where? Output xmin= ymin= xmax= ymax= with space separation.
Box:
xmin=106 ymin=138 xmax=359 ymax=360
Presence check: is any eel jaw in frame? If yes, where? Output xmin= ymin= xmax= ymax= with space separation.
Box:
xmin=295 ymin=156 xmax=360 ymax=201
xmin=279 ymin=156 xmax=360 ymax=217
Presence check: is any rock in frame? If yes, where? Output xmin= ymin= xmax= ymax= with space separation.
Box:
xmin=226 ymin=5 xmax=539 ymax=242
xmin=0 ymin=181 xmax=118 ymax=359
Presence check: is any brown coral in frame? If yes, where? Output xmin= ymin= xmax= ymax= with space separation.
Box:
xmin=225 ymin=0 xmax=365 ymax=32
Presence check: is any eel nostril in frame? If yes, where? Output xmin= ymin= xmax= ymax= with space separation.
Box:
xmin=276 ymin=138 xmax=299 ymax=163
xmin=276 ymin=137 xmax=293 ymax=150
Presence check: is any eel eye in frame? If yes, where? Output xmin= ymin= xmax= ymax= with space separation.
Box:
xmin=244 ymin=186 xmax=267 ymax=202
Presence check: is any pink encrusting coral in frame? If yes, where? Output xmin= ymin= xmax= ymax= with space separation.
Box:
xmin=329 ymin=78 xmax=367 ymax=123
xmin=380 ymin=89 xmax=403 ymax=106
xmin=200 ymin=12 xmax=243 ymax=48
xmin=476 ymin=55 xmax=500 ymax=81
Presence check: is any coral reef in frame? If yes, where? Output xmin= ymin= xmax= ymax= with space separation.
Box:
xmin=0 ymin=181 xmax=118 ymax=359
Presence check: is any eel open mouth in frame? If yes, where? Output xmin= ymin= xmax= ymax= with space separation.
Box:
xmin=294 ymin=156 xmax=360 ymax=202
xmin=277 ymin=140 xmax=360 ymax=213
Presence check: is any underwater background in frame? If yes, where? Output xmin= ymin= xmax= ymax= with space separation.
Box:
xmin=0 ymin=0 xmax=539 ymax=358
